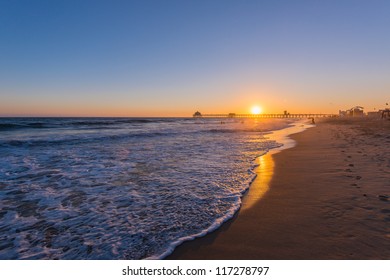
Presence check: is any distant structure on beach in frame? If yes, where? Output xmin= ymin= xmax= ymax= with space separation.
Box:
xmin=380 ymin=108 xmax=390 ymax=119
xmin=339 ymin=106 xmax=390 ymax=118
xmin=339 ymin=106 xmax=364 ymax=117
xmin=193 ymin=111 xmax=202 ymax=117
xmin=367 ymin=111 xmax=381 ymax=117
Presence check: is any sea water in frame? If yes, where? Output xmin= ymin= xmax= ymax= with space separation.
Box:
xmin=0 ymin=117 xmax=294 ymax=259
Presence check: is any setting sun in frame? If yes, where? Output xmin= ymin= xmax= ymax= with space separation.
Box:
xmin=251 ymin=105 xmax=262 ymax=114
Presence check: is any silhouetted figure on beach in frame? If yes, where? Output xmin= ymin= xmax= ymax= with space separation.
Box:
xmin=311 ymin=117 xmax=315 ymax=124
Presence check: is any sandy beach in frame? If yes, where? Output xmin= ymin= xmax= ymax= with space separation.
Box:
xmin=168 ymin=117 xmax=390 ymax=259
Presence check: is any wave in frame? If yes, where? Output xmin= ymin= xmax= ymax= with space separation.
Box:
xmin=0 ymin=123 xmax=286 ymax=148
xmin=0 ymin=122 xmax=52 ymax=131
xmin=0 ymin=123 xmax=24 ymax=131
xmin=69 ymin=121 xmax=119 ymax=126
xmin=69 ymin=119 xmax=165 ymax=126
xmin=0 ymin=118 xmax=187 ymax=131
xmin=0 ymin=131 xmax=178 ymax=148
xmin=0 ymin=118 xmax=307 ymax=259
xmin=206 ymin=128 xmax=269 ymax=133
xmin=150 ymin=161 xmax=261 ymax=260
xmin=116 ymin=119 xmax=160 ymax=124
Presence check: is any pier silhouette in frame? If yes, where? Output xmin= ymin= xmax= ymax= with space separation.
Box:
xmin=193 ymin=111 xmax=335 ymax=118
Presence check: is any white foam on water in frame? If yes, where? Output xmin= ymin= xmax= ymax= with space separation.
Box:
xmin=150 ymin=121 xmax=315 ymax=260
xmin=0 ymin=118 xmax=311 ymax=259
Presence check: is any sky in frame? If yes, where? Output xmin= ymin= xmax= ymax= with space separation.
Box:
xmin=0 ymin=0 xmax=389 ymax=117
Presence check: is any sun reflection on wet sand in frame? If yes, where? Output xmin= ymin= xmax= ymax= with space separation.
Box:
xmin=241 ymin=122 xmax=314 ymax=211
xmin=241 ymin=152 xmax=275 ymax=211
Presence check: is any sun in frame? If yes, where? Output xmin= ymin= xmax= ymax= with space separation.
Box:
xmin=251 ymin=105 xmax=262 ymax=114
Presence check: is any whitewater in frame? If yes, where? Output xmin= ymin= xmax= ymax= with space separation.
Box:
xmin=0 ymin=117 xmax=296 ymax=259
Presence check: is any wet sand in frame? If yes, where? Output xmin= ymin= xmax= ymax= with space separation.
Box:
xmin=168 ymin=117 xmax=390 ymax=259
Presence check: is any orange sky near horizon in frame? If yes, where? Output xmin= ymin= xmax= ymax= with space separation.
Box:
xmin=1 ymin=87 xmax=387 ymax=117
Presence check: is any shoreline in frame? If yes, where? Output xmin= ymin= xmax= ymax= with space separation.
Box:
xmin=153 ymin=120 xmax=309 ymax=259
xmin=167 ymin=118 xmax=390 ymax=259
xmin=165 ymin=120 xmax=314 ymax=259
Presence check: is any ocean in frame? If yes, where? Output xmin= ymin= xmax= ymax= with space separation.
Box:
xmin=0 ymin=117 xmax=298 ymax=259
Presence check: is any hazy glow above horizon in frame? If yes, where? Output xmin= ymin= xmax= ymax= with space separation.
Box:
xmin=0 ymin=0 xmax=389 ymax=117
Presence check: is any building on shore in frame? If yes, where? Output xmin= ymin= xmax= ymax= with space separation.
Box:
xmin=339 ymin=106 xmax=364 ymax=117
xmin=367 ymin=111 xmax=381 ymax=117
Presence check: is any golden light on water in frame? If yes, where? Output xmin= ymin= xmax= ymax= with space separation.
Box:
xmin=251 ymin=105 xmax=262 ymax=114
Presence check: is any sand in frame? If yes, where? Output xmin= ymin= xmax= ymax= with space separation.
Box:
xmin=168 ymin=117 xmax=390 ymax=259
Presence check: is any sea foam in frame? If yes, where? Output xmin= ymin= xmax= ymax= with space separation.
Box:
xmin=0 ymin=117 xmax=299 ymax=259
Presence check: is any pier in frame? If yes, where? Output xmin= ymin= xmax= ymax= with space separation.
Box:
xmin=193 ymin=111 xmax=336 ymax=118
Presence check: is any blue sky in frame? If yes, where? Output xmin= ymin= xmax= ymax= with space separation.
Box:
xmin=1 ymin=0 xmax=389 ymax=116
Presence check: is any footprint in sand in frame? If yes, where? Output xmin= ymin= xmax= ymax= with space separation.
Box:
xmin=350 ymin=183 xmax=359 ymax=188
